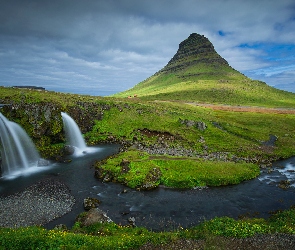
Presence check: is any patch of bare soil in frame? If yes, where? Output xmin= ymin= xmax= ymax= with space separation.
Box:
xmin=187 ymin=103 xmax=295 ymax=114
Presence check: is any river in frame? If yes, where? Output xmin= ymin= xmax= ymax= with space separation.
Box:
xmin=0 ymin=144 xmax=295 ymax=231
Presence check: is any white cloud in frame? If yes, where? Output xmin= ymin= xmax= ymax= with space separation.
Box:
xmin=0 ymin=0 xmax=295 ymax=94
xmin=251 ymin=65 xmax=295 ymax=77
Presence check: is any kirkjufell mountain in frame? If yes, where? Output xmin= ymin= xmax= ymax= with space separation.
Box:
xmin=114 ymin=33 xmax=295 ymax=106
xmin=157 ymin=33 xmax=236 ymax=76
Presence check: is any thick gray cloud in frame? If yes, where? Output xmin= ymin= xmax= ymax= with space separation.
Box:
xmin=0 ymin=0 xmax=294 ymax=95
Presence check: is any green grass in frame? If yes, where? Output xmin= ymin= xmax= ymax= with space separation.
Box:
xmin=114 ymin=78 xmax=295 ymax=108
xmin=1 ymin=208 xmax=295 ymax=249
xmin=84 ymin=100 xmax=295 ymax=161
xmin=95 ymin=149 xmax=260 ymax=189
xmin=0 ymin=224 xmax=169 ymax=249
xmin=0 ymin=86 xmax=114 ymax=107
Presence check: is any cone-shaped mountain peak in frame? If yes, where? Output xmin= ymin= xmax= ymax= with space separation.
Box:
xmin=159 ymin=33 xmax=229 ymax=75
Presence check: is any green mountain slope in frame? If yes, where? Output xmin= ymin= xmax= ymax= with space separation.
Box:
xmin=114 ymin=33 xmax=295 ymax=108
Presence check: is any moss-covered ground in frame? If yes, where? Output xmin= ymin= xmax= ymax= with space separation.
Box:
xmin=95 ymin=149 xmax=259 ymax=189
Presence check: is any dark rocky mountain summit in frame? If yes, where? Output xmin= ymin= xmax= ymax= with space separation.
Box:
xmin=158 ymin=33 xmax=231 ymax=75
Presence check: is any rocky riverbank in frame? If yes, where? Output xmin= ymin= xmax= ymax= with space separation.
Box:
xmin=0 ymin=178 xmax=75 ymax=228
xmin=132 ymin=140 xmax=275 ymax=166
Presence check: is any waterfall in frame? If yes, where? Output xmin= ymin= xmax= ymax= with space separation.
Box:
xmin=0 ymin=113 xmax=40 ymax=177
xmin=61 ymin=112 xmax=87 ymax=153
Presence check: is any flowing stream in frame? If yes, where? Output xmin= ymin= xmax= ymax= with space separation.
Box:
xmin=1 ymin=146 xmax=294 ymax=231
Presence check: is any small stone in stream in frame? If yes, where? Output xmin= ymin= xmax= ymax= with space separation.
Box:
xmin=128 ymin=216 xmax=136 ymax=227
xmin=53 ymin=224 xmax=68 ymax=231
xmin=121 ymin=189 xmax=128 ymax=194
xmin=83 ymin=197 xmax=101 ymax=210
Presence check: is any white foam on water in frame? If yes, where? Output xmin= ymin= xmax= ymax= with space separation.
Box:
xmin=1 ymin=164 xmax=52 ymax=180
xmin=277 ymin=163 xmax=295 ymax=179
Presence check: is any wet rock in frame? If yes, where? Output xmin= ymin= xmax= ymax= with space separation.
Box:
xmin=2 ymin=102 xmax=64 ymax=147
xmin=83 ymin=197 xmax=101 ymax=210
xmin=128 ymin=216 xmax=136 ymax=227
xmin=94 ymin=168 xmax=103 ymax=179
xmin=55 ymin=156 xmax=72 ymax=163
xmin=260 ymin=164 xmax=268 ymax=169
xmin=77 ymin=208 xmax=112 ymax=227
xmin=62 ymin=145 xmax=75 ymax=155
xmin=103 ymin=173 xmax=113 ymax=182
xmin=121 ymin=188 xmax=128 ymax=194
xmin=278 ymin=180 xmax=290 ymax=189
xmin=53 ymin=224 xmax=68 ymax=231
xmin=38 ymin=158 xmax=50 ymax=166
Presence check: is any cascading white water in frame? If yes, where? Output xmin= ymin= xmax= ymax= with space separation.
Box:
xmin=61 ymin=112 xmax=87 ymax=153
xmin=0 ymin=113 xmax=40 ymax=177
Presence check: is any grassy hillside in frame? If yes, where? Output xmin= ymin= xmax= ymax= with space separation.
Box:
xmin=113 ymin=34 xmax=295 ymax=108
xmin=116 ymin=76 xmax=295 ymax=108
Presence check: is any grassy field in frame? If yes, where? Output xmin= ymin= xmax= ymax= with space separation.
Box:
xmin=1 ymin=86 xmax=295 ymax=248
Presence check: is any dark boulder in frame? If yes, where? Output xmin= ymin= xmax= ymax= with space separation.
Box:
xmin=62 ymin=145 xmax=76 ymax=155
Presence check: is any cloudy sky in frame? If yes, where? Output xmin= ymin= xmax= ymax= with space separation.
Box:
xmin=0 ymin=0 xmax=295 ymax=96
